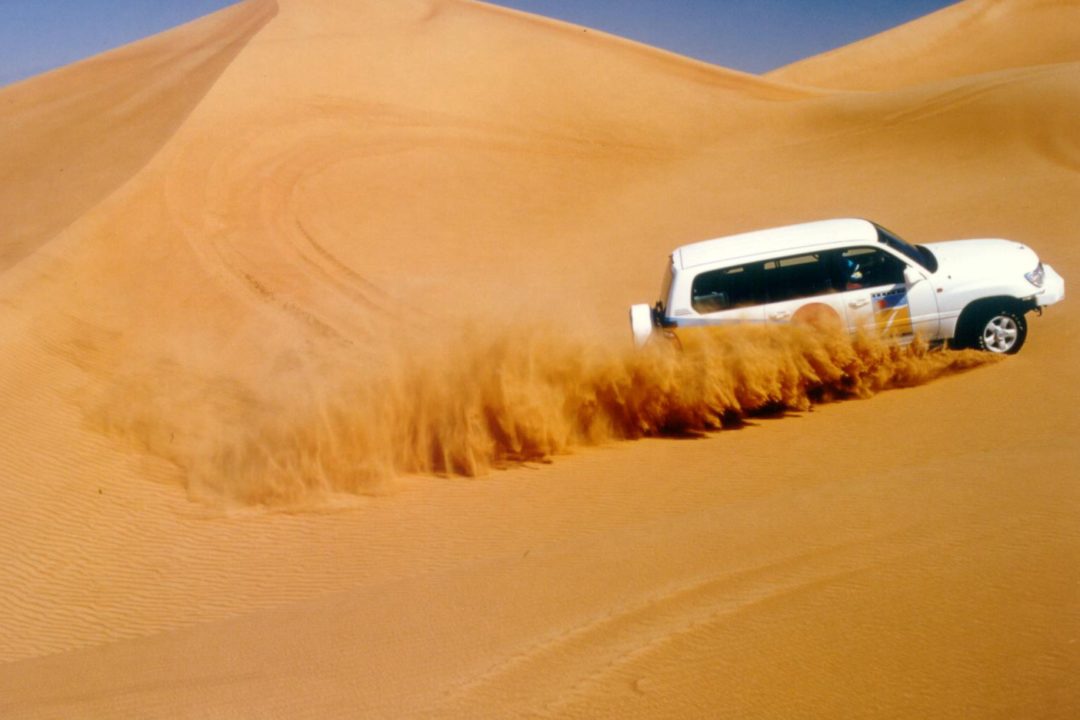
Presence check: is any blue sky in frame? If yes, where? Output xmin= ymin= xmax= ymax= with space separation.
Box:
xmin=493 ymin=0 xmax=958 ymax=71
xmin=0 ymin=0 xmax=238 ymax=86
xmin=0 ymin=0 xmax=958 ymax=87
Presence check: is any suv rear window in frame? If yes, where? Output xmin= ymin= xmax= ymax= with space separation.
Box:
xmin=691 ymin=264 xmax=762 ymax=313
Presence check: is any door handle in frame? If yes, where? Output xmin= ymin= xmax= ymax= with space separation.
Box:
xmin=849 ymin=298 xmax=870 ymax=308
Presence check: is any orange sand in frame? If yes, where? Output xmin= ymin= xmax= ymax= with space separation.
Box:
xmin=1 ymin=0 xmax=1077 ymax=717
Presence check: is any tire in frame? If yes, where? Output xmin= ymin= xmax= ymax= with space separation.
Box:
xmin=970 ymin=307 xmax=1027 ymax=354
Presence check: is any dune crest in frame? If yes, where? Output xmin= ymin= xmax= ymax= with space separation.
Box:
xmin=768 ymin=0 xmax=1080 ymax=90
xmin=0 ymin=0 xmax=276 ymax=273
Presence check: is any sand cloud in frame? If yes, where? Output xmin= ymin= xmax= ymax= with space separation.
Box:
xmin=89 ymin=324 xmax=998 ymax=507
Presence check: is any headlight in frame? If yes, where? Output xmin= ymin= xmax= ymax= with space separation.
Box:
xmin=1025 ymin=262 xmax=1045 ymax=288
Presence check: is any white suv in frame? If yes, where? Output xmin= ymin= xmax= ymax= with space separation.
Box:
xmin=630 ymin=218 xmax=1065 ymax=354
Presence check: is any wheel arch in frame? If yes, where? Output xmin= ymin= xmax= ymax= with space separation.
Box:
xmin=952 ymin=296 xmax=1031 ymax=349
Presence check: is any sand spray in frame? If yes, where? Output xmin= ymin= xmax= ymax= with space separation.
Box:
xmin=87 ymin=323 xmax=999 ymax=506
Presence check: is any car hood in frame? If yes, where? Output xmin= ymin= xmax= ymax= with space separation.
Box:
xmin=922 ymin=238 xmax=1039 ymax=280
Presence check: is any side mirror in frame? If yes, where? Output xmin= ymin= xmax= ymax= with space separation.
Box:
xmin=904 ymin=266 xmax=924 ymax=286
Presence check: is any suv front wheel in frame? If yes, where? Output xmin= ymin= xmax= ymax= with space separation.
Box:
xmin=970 ymin=307 xmax=1027 ymax=354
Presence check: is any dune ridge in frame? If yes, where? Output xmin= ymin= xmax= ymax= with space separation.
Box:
xmin=768 ymin=0 xmax=1080 ymax=90
xmin=0 ymin=0 xmax=276 ymax=273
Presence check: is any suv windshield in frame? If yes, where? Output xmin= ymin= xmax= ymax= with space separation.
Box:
xmin=875 ymin=223 xmax=938 ymax=272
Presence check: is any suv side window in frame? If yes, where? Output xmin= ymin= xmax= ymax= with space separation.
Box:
xmin=763 ymin=253 xmax=832 ymax=302
xmin=691 ymin=263 xmax=763 ymax=314
xmin=833 ymin=247 xmax=906 ymax=290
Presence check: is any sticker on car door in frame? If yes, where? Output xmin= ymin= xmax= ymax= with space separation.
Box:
xmin=872 ymin=288 xmax=913 ymax=337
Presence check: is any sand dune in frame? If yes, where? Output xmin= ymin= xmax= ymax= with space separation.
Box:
xmin=0 ymin=0 xmax=275 ymax=272
xmin=768 ymin=0 xmax=1080 ymax=90
xmin=0 ymin=0 xmax=1077 ymax=717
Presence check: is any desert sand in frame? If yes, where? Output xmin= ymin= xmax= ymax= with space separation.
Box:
xmin=0 ymin=0 xmax=1077 ymax=717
